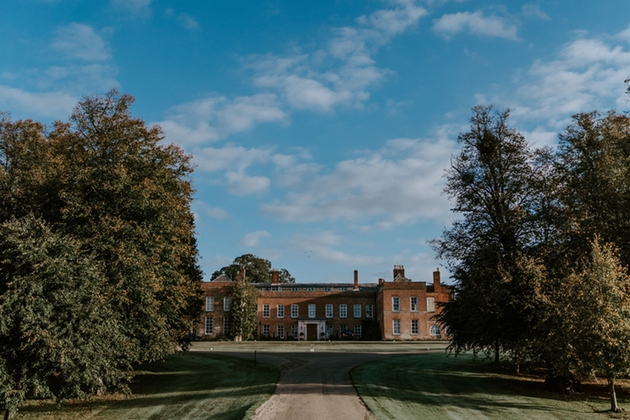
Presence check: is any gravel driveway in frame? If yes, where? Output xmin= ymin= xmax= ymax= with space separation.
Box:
xmin=191 ymin=342 xmax=448 ymax=420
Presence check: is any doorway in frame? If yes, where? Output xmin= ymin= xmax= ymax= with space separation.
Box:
xmin=307 ymin=324 xmax=318 ymax=341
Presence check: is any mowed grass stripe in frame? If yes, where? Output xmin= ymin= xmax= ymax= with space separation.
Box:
xmin=352 ymin=353 xmax=626 ymax=420
xmin=18 ymin=352 xmax=279 ymax=420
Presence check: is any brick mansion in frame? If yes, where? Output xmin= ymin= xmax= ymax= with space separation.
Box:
xmin=197 ymin=265 xmax=452 ymax=341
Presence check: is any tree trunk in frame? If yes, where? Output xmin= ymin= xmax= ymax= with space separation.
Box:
xmin=609 ymin=377 xmax=620 ymax=413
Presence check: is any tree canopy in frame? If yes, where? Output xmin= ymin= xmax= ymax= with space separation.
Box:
xmin=0 ymin=90 xmax=202 ymax=413
xmin=211 ymin=254 xmax=295 ymax=283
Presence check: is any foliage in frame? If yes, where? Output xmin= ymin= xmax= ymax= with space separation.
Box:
xmin=228 ymin=279 xmax=260 ymax=341
xmin=540 ymin=238 xmax=630 ymax=411
xmin=0 ymin=91 xmax=203 ymax=412
xmin=211 ymin=254 xmax=295 ymax=283
xmin=432 ymin=105 xmax=545 ymax=361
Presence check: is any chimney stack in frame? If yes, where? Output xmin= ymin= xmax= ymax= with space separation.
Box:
xmin=353 ymin=270 xmax=359 ymax=290
xmin=433 ymin=268 xmax=440 ymax=292
xmin=393 ymin=265 xmax=405 ymax=279
xmin=378 ymin=278 xmax=384 ymax=285
xmin=271 ymin=269 xmax=279 ymax=284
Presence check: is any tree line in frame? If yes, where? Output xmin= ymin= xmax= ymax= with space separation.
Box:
xmin=0 ymin=91 xmax=203 ymax=415
xmin=433 ymin=103 xmax=630 ymax=412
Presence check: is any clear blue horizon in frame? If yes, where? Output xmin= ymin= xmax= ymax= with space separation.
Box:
xmin=1 ymin=0 xmax=628 ymax=284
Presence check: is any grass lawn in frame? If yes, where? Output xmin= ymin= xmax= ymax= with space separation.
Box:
xmin=16 ymin=351 xmax=278 ymax=420
xmin=352 ymin=353 xmax=630 ymax=420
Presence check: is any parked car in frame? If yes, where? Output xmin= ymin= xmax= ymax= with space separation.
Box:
xmin=341 ymin=330 xmax=354 ymax=340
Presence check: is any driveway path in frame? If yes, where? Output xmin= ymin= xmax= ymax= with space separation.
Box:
xmin=192 ymin=342 xmax=447 ymax=420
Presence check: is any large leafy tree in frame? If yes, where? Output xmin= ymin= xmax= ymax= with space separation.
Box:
xmin=0 ymin=91 xmax=203 ymax=412
xmin=212 ymin=254 xmax=295 ymax=283
xmin=433 ymin=105 xmax=545 ymax=362
xmin=228 ymin=279 xmax=259 ymax=341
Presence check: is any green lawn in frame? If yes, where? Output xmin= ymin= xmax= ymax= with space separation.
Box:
xmin=352 ymin=353 xmax=629 ymax=420
xmin=16 ymin=352 xmax=278 ymax=420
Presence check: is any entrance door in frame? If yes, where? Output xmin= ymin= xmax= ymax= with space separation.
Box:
xmin=307 ymin=324 xmax=318 ymax=341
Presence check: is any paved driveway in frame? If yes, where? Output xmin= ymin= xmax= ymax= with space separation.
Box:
xmin=191 ymin=342 xmax=447 ymax=420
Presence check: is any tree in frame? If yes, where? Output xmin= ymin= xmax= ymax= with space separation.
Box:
xmin=540 ymin=238 xmax=630 ymax=411
xmin=0 ymin=91 xmax=203 ymax=412
xmin=211 ymin=254 xmax=295 ymax=283
xmin=432 ymin=105 xmax=545 ymax=362
xmin=228 ymin=278 xmax=259 ymax=341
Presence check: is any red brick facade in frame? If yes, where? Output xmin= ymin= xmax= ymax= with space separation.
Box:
xmin=197 ymin=266 xmax=452 ymax=341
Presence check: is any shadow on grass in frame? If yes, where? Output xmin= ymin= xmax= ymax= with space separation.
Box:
xmin=18 ymin=352 xmax=279 ymax=420
xmin=352 ymin=353 xmax=628 ymax=419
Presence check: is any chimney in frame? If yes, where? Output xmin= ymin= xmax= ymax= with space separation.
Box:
xmin=378 ymin=278 xmax=384 ymax=285
xmin=236 ymin=266 xmax=246 ymax=282
xmin=271 ymin=269 xmax=279 ymax=284
xmin=353 ymin=270 xmax=359 ymax=291
xmin=433 ymin=268 xmax=441 ymax=292
xmin=393 ymin=265 xmax=405 ymax=280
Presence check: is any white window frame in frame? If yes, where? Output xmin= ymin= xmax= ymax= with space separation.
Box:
xmin=365 ymin=304 xmax=373 ymax=318
xmin=205 ymin=296 xmax=214 ymax=312
xmin=277 ymin=304 xmax=285 ymax=318
xmin=277 ymin=325 xmax=284 ymax=339
xmin=354 ymin=325 xmax=362 ymax=339
xmin=411 ymin=319 xmax=419 ymax=335
xmin=223 ymin=316 xmax=230 ymax=335
xmin=262 ymin=324 xmax=270 ymax=337
xmin=393 ymin=319 xmax=401 ymax=335
xmin=354 ymin=304 xmax=361 ymax=318
xmin=326 ymin=324 xmax=334 ymax=339
xmin=291 ymin=304 xmax=299 ymax=318
xmin=291 ymin=324 xmax=298 ymax=339
xmin=392 ymin=296 xmax=400 ymax=312
xmin=410 ymin=296 xmax=418 ymax=312
xmin=308 ymin=304 xmax=316 ymax=318
xmin=430 ymin=325 xmax=441 ymax=336
xmin=325 ymin=304 xmax=333 ymax=318
xmin=263 ymin=304 xmax=270 ymax=318
xmin=223 ymin=297 xmax=231 ymax=312
xmin=204 ymin=316 xmax=213 ymax=335
xmin=340 ymin=304 xmax=348 ymax=318
xmin=427 ymin=297 xmax=435 ymax=313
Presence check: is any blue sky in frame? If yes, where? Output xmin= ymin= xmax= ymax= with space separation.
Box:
xmin=2 ymin=0 xmax=628 ymax=284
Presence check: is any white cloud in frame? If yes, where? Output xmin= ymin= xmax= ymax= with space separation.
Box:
xmin=248 ymin=0 xmax=426 ymax=112
xmin=0 ymin=85 xmax=77 ymax=119
xmin=178 ymin=13 xmax=200 ymax=31
xmin=506 ymin=35 xmax=629 ymax=129
xmin=193 ymin=201 xmax=229 ymax=220
xmin=240 ymin=231 xmax=271 ymax=247
xmin=159 ymin=94 xmax=287 ymax=148
xmin=262 ymin=136 xmax=458 ymax=227
xmin=521 ymin=4 xmax=550 ymax=21
xmin=226 ymin=171 xmax=271 ymax=195
xmin=110 ymin=0 xmax=152 ymax=17
xmin=51 ymin=23 xmax=111 ymax=61
xmin=289 ymin=231 xmax=383 ymax=266
xmin=433 ymin=11 xmax=519 ymax=40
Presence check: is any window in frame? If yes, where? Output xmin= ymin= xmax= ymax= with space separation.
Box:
xmin=339 ymin=287 xmax=348 ymax=291
xmin=326 ymin=325 xmax=334 ymax=339
xmin=392 ymin=296 xmax=400 ymax=312
xmin=262 ymin=324 xmax=270 ymax=337
xmin=393 ymin=319 xmax=401 ymax=335
xmin=277 ymin=325 xmax=284 ymax=339
xmin=354 ymin=325 xmax=362 ymax=339
xmin=340 ymin=304 xmax=347 ymax=318
xmin=223 ymin=297 xmax=231 ymax=312
xmin=277 ymin=304 xmax=285 ymax=318
xmin=263 ymin=304 xmax=270 ymax=318
xmin=308 ymin=304 xmax=316 ymax=318
xmin=291 ymin=325 xmax=298 ymax=339
xmin=291 ymin=304 xmax=299 ymax=318
xmin=223 ymin=316 xmax=230 ymax=335
xmin=354 ymin=304 xmax=361 ymax=318
xmin=205 ymin=296 xmax=214 ymax=312
xmin=271 ymin=286 xmax=279 ymax=292
xmin=365 ymin=304 xmax=373 ymax=318
xmin=340 ymin=325 xmax=347 ymax=336
xmin=411 ymin=320 xmax=419 ymax=335
xmin=325 ymin=304 xmax=333 ymax=318
xmin=291 ymin=287 xmax=299 ymax=291
xmin=204 ymin=316 xmax=213 ymax=335
xmin=410 ymin=296 xmax=418 ymax=312
xmin=430 ymin=325 xmax=441 ymax=336
xmin=324 ymin=286 xmax=332 ymax=291
xmin=307 ymin=287 xmax=314 ymax=291
xmin=427 ymin=297 xmax=435 ymax=312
